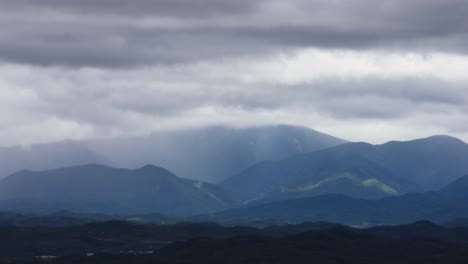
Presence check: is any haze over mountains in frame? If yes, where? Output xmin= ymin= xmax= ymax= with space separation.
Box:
xmin=0 ymin=125 xmax=468 ymax=226
xmin=0 ymin=125 xmax=346 ymax=182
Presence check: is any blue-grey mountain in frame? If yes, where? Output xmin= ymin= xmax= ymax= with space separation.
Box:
xmin=0 ymin=165 xmax=236 ymax=216
xmin=213 ymin=174 xmax=468 ymax=225
xmin=221 ymin=135 xmax=468 ymax=203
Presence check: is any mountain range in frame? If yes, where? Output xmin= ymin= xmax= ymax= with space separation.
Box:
xmin=210 ymin=174 xmax=468 ymax=225
xmin=221 ymin=135 xmax=468 ymax=203
xmin=0 ymin=126 xmax=468 ymax=225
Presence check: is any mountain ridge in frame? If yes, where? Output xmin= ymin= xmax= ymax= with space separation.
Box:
xmin=210 ymin=174 xmax=468 ymax=225
xmin=221 ymin=134 xmax=468 ymax=203
xmin=0 ymin=164 xmax=237 ymax=217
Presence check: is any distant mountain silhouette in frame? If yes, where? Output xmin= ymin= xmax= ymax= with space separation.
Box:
xmin=221 ymin=135 xmax=468 ymax=203
xmin=0 ymin=125 xmax=346 ymax=182
xmin=212 ymin=174 xmax=468 ymax=225
xmin=0 ymin=164 xmax=236 ymax=216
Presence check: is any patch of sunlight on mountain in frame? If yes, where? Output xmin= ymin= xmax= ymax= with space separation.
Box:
xmin=361 ymin=179 xmax=399 ymax=195
xmin=282 ymin=173 xmax=358 ymax=192
xmin=282 ymin=172 xmax=399 ymax=196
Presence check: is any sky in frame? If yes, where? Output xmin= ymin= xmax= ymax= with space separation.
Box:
xmin=1 ymin=0 xmax=468 ymax=146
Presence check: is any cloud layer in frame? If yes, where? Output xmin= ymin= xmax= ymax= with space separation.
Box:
xmin=0 ymin=0 xmax=468 ymax=145
xmin=2 ymin=0 xmax=468 ymax=67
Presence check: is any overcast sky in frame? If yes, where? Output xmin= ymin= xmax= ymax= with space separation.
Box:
xmin=1 ymin=0 xmax=468 ymax=146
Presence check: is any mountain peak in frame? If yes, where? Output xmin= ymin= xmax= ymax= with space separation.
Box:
xmin=422 ymin=135 xmax=466 ymax=144
xmin=406 ymin=220 xmax=439 ymax=229
xmin=137 ymin=164 xmax=174 ymax=175
xmin=381 ymin=135 xmax=465 ymax=147
xmin=139 ymin=164 xmax=162 ymax=170
xmin=69 ymin=164 xmax=114 ymax=170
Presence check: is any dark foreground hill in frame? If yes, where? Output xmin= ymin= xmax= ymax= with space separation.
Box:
xmin=0 ymin=164 xmax=236 ymax=216
xmin=11 ymin=221 xmax=468 ymax=264
xmin=222 ymin=135 xmax=468 ymax=203
xmin=0 ymin=221 xmax=264 ymax=262
xmin=147 ymin=227 xmax=468 ymax=264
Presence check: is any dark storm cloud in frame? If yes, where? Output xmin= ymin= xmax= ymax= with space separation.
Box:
xmin=1 ymin=0 xmax=468 ymax=146
xmin=1 ymin=0 xmax=261 ymax=17
xmin=0 ymin=0 xmax=468 ymax=67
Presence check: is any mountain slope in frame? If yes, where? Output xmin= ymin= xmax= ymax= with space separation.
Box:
xmin=0 ymin=125 xmax=347 ymax=182
xmin=212 ymin=174 xmax=468 ymax=225
xmin=258 ymin=168 xmax=399 ymax=204
xmin=221 ymin=135 xmax=468 ymax=202
xmin=0 ymin=164 xmax=236 ymax=216
xmin=376 ymin=135 xmax=468 ymax=190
